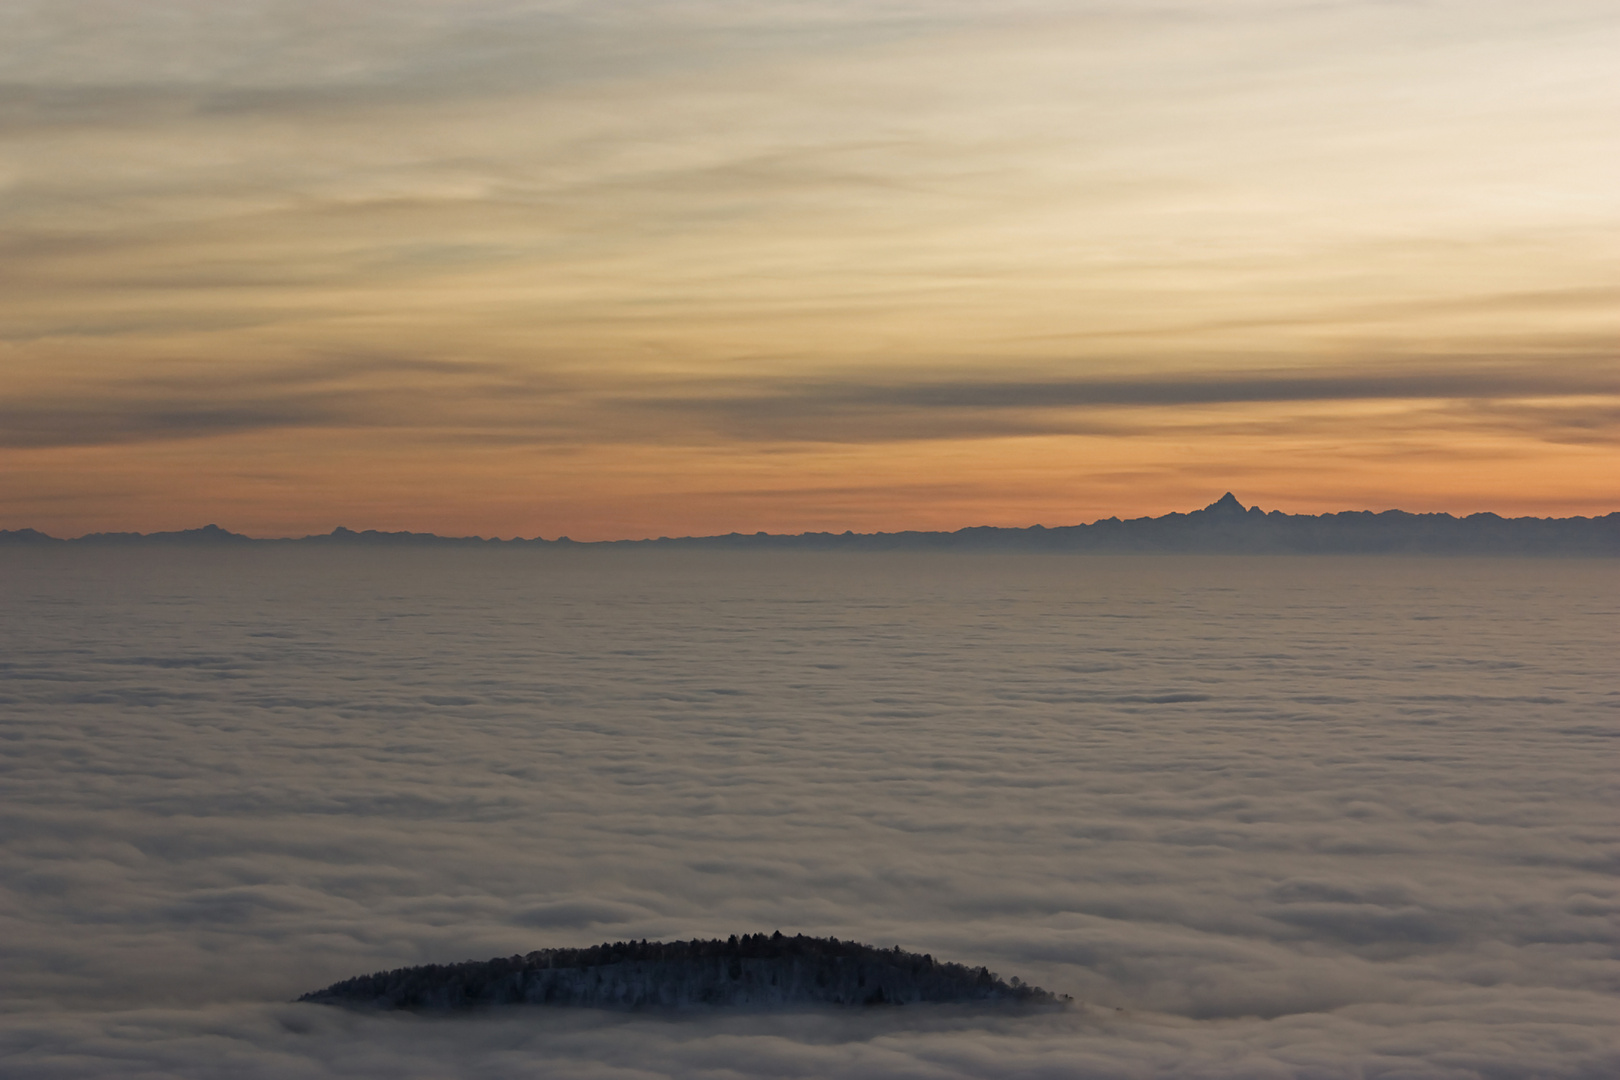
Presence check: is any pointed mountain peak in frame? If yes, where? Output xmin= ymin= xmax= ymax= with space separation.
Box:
xmin=1203 ymin=492 xmax=1246 ymax=514
xmin=160 ymin=523 xmax=251 ymax=542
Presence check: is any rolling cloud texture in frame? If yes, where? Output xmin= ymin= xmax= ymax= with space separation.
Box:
xmin=1 ymin=549 xmax=1616 ymax=1077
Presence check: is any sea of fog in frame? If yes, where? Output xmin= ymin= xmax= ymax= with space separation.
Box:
xmin=0 ymin=549 xmax=1615 ymax=1079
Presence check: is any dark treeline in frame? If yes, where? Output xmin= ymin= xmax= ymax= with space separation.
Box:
xmin=5 ymin=495 xmax=1618 ymax=554
xmin=300 ymin=933 xmax=1066 ymax=1011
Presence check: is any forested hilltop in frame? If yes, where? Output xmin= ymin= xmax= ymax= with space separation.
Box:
xmin=300 ymin=934 xmax=1065 ymax=1011
xmin=5 ymin=494 xmax=1617 ymax=553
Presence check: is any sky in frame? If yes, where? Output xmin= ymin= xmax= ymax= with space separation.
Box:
xmin=3 ymin=0 xmax=1617 ymax=539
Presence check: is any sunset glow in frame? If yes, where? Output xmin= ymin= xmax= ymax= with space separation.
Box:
xmin=4 ymin=0 xmax=1616 ymax=537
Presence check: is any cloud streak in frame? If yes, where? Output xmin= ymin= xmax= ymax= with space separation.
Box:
xmin=638 ymin=362 xmax=1620 ymax=414
xmin=6 ymin=357 xmax=1615 ymax=451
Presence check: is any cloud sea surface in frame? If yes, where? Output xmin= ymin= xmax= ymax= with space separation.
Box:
xmin=0 ymin=549 xmax=1616 ymax=1078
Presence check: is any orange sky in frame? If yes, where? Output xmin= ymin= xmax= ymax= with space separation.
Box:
xmin=3 ymin=1 xmax=1616 ymax=539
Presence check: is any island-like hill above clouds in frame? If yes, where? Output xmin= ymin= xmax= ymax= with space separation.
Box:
xmin=3 ymin=495 xmax=1617 ymax=554
xmin=299 ymin=934 xmax=1065 ymax=1012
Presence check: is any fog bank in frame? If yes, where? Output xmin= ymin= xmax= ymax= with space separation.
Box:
xmin=1 ymin=550 xmax=1616 ymax=1077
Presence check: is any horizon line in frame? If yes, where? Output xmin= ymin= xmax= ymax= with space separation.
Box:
xmin=6 ymin=494 xmax=1620 ymax=546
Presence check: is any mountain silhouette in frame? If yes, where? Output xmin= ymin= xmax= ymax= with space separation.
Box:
xmin=4 ymin=496 xmax=1616 ymax=554
xmin=1200 ymin=492 xmax=1247 ymax=516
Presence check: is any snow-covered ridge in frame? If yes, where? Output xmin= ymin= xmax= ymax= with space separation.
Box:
xmin=300 ymin=934 xmax=1069 ymax=1011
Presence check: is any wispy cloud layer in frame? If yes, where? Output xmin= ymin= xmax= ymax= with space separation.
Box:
xmin=2 ymin=0 xmax=1617 ymax=532
xmin=5 ymin=358 xmax=1616 ymax=451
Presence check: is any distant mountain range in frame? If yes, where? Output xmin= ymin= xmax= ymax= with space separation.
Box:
xmin=3 ymin=494 xmax=1617 ymax=554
